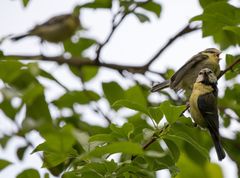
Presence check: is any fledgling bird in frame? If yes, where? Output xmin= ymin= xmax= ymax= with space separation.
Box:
xmin=189 ymin=68 xmax=225 ymax=161
xmin=151 ymin=48 xmax=221 ymax=95
xmin=11 ymin=13 xmax=80 ymax=43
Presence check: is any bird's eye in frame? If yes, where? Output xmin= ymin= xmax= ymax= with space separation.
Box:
xmin=207 ymin=71 xmax=213 ymax=74
xmin=199 ymin=72 xmax=203 ymax=75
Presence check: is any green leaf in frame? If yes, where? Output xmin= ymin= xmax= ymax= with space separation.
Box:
xmin=205 ymin=163 xmax=224 ymax=178
xmin=102 ymin=81 xmax=125 ymax=107
xmin=166 ymin=123 xmax=209 ymax=160
xmin=80 ymin=66 xmax=99 ymax=82
xmin=62 ymin=172 xmax=79 ymax=178
xmin=22 ymin=0 xmax=30 ymax=7
xmin=160 ymin=101 xmax=185 ymax=124
xmin=134 ymin=12 xmax=150 ymax=23
xmin=22 ymin=84 xmax=44 ymax=105
xmin=116 ymin=163 xmax=155 ymax=178
xmin=138 ymin=1 xmax=162 ymax=17
xmin=34 ymin=125 xmax=76 ymax=168
xmin=17 ymin=145 xmax=28 ymax=160
xmin=23 ymin=94 xmax=52 ymax=131
xmin=224 ymin=54 xmax=240 ymax=80
xmin=0 ymin=61 xmax=23 ymax=83
xmin=44 ymin=173 xmax=50 ymax=178
xmin=110 ymin=123 xmax=134 ymax=139
xmin=191 ymin=2 xmax=240 ymax=49
xmin=176 ymin=154 xmax=223 ymax=178
xmin=125 ymin=85 xmax=147 ymax=107
xmin=0 ymin=159 xmax=12 ymax=171
xmin=89 ymin=134 xmax=116 ymax=142
xmin=0 ymin=135 xmax=11 ymax=149
xmin=147 ymin=107 xmax=163 ymax=124
xmin=0 ymin=50 xmax=3 ymax=57
xmin=17 ymin=169 xmax=40 ymax=178
xmin=53 ymin=90 xmax=100 ymax=109
xmin=81 ymin=0 xmax=112 ymax=9
xmin=89 ymin=142 xmax=143 ymax=157
xmin=64 ymin=38 xmax=96 ymax=57
xmin=113 ymin=99 xmax=148 ymax=115
xmin=164 ymin=139 xmax=180 ymax=161
xmin=0 ymin=100 xmax=18 ymax=120
xmin=199 ymin=0 xmax=227 ymax=8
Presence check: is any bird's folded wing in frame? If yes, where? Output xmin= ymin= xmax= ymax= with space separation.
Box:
xmin=197 ymin=92 xmax=219 ymax=133
xmin=171 ymin=54 xmax=208 ymax=87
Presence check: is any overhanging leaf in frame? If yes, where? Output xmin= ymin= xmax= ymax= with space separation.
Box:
xmin=160 ymin=101 xmax=185 ymax=124
xmin=16 ymin=169 xmax=40 ymax=178
xmin=0 ymin=159 xmax=12 ymax=171
xmin=113 ymin=99 xmax=148 ymax=115
xmin=89 ymin=142 xmax=143 ymax=157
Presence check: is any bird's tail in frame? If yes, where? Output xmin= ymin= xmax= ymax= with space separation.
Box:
xmin=151 ymin=80 xmax=170 ymax=92
xmin=209 ymin=130 xmax=226 ymax=161
xmin=11 ymin=34 xmax=29 ymax=41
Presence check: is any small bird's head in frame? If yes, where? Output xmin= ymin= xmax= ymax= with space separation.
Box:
xmin=196 ymin=68 xmax=217 ymax=85
xmin=200 ymin=48 xmax=221 ymax=62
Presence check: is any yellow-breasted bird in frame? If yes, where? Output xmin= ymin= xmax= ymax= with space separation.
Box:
xmin=11 ymin=13 xmax=80 ymax=43
xmin=151 ymin=48 xmax=221 ymax=95
xmin=189 ymin=68 xmax=225 ymax=161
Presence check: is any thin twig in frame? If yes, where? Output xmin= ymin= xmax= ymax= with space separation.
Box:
xmin=144 ymin=24 xmax=200 ymax=68
xmin=95 ymin=7 xmax=130 ymax=63
xmin=217 ymin=57 xmax=240 ymax=79
xmin=94 ymin=0 xmax=151 ymax=63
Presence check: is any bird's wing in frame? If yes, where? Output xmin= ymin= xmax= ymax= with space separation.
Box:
xmin=197 ymin=92 xmax=219 ymax=133
xmin=37 ymin=14 xmax=71 ymax=27
xmin=170 ymin=54 xmax=208 ymax=88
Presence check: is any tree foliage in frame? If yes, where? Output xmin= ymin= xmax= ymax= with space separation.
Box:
xmin=0 ymin=0 xmax=240 ymax=177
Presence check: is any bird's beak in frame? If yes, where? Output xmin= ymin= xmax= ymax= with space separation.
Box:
xmin=216 ymin=52 xmax=221 ymax=58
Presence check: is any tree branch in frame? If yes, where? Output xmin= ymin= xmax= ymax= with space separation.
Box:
xmin=144 ymin=24 xmax=200 ymax=68
xmin=4 ymin=54 xmax=156 ymax=74
xmin=217 ymin=57 xmax=240 ymax=79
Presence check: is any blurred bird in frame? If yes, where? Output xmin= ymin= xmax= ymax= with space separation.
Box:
xmin=11 ymin=13 xmax=80 ymax=43
xmin=151 ymin=48 xmax=221 ymax=95
xmin=189 ymin=68 xmax=225 ymax=161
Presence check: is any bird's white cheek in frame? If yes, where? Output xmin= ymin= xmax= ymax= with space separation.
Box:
xmin=196 ymin=75 xmax=204 ymax=83
xmin=209 ymin=74 xmax=217 ymax=83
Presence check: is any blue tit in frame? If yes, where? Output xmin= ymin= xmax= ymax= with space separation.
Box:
xmin=151 ymin=48 xmax=221 ymax=96
xmin=11 ymin=13 xmax=80 ymax=43
xmin=189 ymin=68 xmax=225 ymax=161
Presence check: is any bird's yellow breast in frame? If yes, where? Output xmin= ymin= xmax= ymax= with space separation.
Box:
xmin=189 ymin=83 xmax=214 ymax=127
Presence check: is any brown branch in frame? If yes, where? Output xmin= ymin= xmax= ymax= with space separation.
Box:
xmin=217 ymin=57 xmax=240 ymax=79
xmin=4 ymin=54 xmax=151 ymax=74
xmin=144 ymin=24 xmax=200 ymax=68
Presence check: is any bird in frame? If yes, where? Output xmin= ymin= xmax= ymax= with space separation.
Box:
xmin=151 ymin=48 xmax=221 ymax=95
xmin=189 ymin=68 xmax=225 ymax=161
xmin=11 ymin=13 xmax=80 ymax=43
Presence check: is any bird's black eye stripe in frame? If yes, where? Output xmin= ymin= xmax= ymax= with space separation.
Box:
xmin=207 ymin=51 xmax=216 ymax=53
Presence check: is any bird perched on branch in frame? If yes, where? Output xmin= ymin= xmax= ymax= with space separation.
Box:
xmin=11 ymin=12 xmax=80 ymax=43
xmin=189 ymin=68 xmax=225 ymax=161
xmin=151 ymin=48 xmax=221 ymax=95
